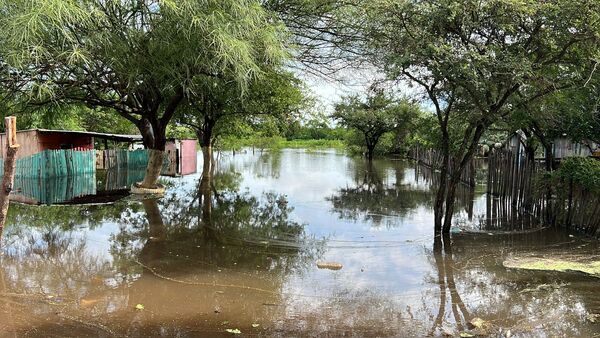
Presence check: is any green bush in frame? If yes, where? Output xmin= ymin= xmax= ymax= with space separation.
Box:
xmin=554 ymin=157 xmax=600 ymax=192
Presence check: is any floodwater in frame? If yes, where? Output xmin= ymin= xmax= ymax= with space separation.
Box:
xmin=1 ymin=149 xmax=599 ymax=337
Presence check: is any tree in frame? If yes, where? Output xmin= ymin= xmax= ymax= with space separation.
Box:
xmin=0 ymin=0 xmax=287 ymax=189
xmin=333 ymin=87 xmax=418 ymax=161
xmin=354 ymin=0 xmax=600 ymax=234
xmin=511 ymin=82 xmax=600 ymax=171
xmin=176 ymin=70 xmax=307 ymax=177
xmin=264 ymin=0 xmax=363 ymax=77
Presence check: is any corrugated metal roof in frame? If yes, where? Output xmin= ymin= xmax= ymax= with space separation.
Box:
xmin=25 ymin=129 xmax=144 ymax=142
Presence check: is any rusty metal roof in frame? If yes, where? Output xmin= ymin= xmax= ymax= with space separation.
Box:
xmin=26 ymin=129 xmax=144 ymax=142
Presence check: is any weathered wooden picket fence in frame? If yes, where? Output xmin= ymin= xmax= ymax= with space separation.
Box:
xmin=486 ymin=148 xmax=545 ymax=214
xmin=486 ymin=147 xmax=600 ymax=236
xmin=0 ymin=149 xmax=95 ymax=179
xmin=408 ymin=145 xmax=476 ymax=187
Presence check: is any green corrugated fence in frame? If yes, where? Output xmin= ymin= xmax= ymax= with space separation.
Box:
xmin=103 ymin=149 xmax=170 ymax=171
xmin=0 ymin=149 xmax=96 ymax=178
xmin=12 ymin=173 xmax=97 ymax=204
xmin=0 ymin=148 xmax=168 ymax=179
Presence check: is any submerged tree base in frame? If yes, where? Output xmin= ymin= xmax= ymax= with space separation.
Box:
xmin=503 ymin=257 xmax=600 ymax=278
xmin=130 ymin=182 xmax=166 ymax=195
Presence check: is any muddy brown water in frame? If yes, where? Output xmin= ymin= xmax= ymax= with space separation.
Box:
xmin=1 ymin=149 xmax=599 ymax=337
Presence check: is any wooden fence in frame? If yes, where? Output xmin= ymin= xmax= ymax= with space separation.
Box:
xmin=408 ymin=146 xmax=476 ymax=187
xmin=486 ymin=148 xmax=600 ymax=236
xmin=486 ymin=148 xmax=545 ymax=214
xmin=546 ymin=177 xmax=600 ymax=236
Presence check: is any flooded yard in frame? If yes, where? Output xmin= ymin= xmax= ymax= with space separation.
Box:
xmin=1 ymin=149 xmax=599 ymax=337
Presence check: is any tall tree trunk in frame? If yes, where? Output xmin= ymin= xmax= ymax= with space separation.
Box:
xmin=366 ymin=145 xmax=374 ymax=162
xmin=543 ymin=142 xmax=555 ymax=172
xmin=140 ymin=149 xmax=165 ymax=188
xmin=442 ymin=172 xmax=461 ymax=233
xmin=365 ymin=134 xmax=376 ymax=162
xmin=197 ymin=119 xmax=215 ymax=180
xmin=441 ymin=147 xmax=479 ymax=233
xmin=138 ymin=118 xmax=168 ymax=189
xmin=434 ymin=149 xmax=449 ymax=233
xmin=202 ymin=145 xmax=213 ymax=179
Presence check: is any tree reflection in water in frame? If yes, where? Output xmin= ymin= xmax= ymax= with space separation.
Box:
xmin=1 ymin=152 xmax=600 ymax=336
xmin=430 ymin=235 xmax=471 ymax=336
xmin=0 ymin=170 xmax=321 ymax=336
xmin=106 ymin=172 xmax=321 ymax=336
xmin=329 ymin=160 xmax=431 ymax=227
xmin=0 ymin=223 xmax=121 ymax=335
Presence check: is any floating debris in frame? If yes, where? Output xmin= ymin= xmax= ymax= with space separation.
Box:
xmin=316 ymin=261 xmax=343 ymax=270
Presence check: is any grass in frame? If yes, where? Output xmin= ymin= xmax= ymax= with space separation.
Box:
xmin=218 ymin=136 xmax=346 ymax=151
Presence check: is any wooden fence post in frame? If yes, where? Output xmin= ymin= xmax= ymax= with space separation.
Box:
xmin=0 ymin=116 xmax=20 ymax=237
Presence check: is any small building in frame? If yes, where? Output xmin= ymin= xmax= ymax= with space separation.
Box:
xmin=0 ymin=129 xmax=197 ymax=205
xmin=0 ymin=129 xmax=197 ymax=179
xmin=165 ymin=139 xmax=198 ymax=176
xmin=552 ymin=137 xmax=596 ymax=159
xmin=0 ymin=129 xmax=143 ymax=159
xmin=503 ymin=131 xmax=598 ymax=160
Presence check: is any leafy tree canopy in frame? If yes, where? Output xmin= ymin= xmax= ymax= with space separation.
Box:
xmin=333 ymin=86 xmax=420 ymax=160
xmin=0 ymin=0 xmax=289 ymax=187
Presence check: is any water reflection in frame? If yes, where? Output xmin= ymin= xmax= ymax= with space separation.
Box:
xmin=329 ymin=160 xmax=431 ymax=227
xmin=9 ymin=168 xmax=144 ymax=205
xmin=0 ymin=149 xmax=599 ymax=336
xmin=430 ymin=236 xmax=471 ymax=336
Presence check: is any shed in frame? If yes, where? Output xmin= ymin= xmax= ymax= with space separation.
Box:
xmin=0 ymin=129 xmax=143 ymax=159
xmin=552 ymin=137 xmax=596 ymax=159
xmin=503 ymin=131 xmax=599 ymax=160
xmin=0 ymin=129 xmax=197 ymax=179
xmin=164 ymin=139 xmax=198 ymax=176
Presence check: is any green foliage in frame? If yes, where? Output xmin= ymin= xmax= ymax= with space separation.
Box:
xmin=178 ymin=70 xmax=309 ymax=146
xmin=333 ymin=87 xmax=421 ymax=159
xmin=1 ymin=0 xmax=286 ymax=90
xmin=215 ymin=112 xmax=348 ymax=151
xmin=510 ymin=83 xmax=600 ymax=155
xmin=552 ymin=157 xmax=600 ymax=191
xmin=166 ymin=124 xmax=195 ymax=141
xmin=355 ymin=0 xmax=600 ymax=159
xmin=219 ymin=135 xmax=345 ymax=151
xmin=284 ymin=118 xmax=348 ymax=141
xmin=0 ymin=0 xmax=288 ymax=157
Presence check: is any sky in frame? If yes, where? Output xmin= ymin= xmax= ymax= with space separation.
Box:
xmin=300 ymin=67 xmax=429 ymax=117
